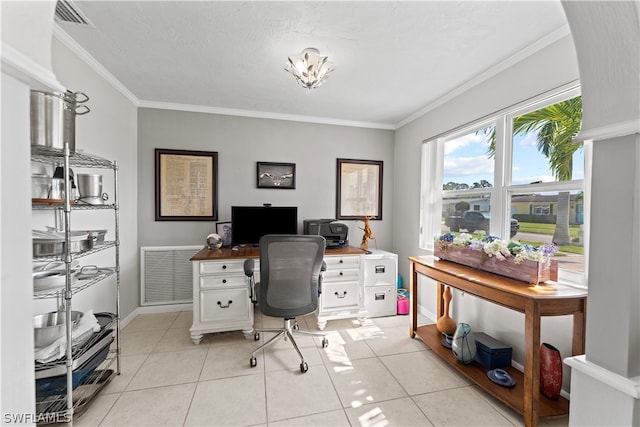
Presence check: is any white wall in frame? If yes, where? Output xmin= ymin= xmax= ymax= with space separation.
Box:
xmin=392 ymin=35 xmax=581 ymax=390
xmin=1 ymin=22 xmax=138 ymax=421
xmin=32 ymin=38 xmax=139 ymax=319
xmin=1 ymin=73 xmax=37 ymax=424
xmin=1 ymin=1 xmax=58 ymax=421
xmin=137 ymin=109 xmax=395 ymax=255
xmin=563 ymin=2 xmax=639 ymax=133
xmin=561 ymin=2 xmax=640 ymax=425
xmin=0 ymin=1 xmax=55 ymax=71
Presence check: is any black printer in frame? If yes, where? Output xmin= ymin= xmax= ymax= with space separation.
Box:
xmin=303 ymin=219 xmax=349 ymax=248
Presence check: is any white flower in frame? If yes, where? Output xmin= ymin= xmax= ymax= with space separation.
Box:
xmin=453 ymin=233 xmax=473 ymax=246
xmin=483 ymin=240 xmax=510 ymax=260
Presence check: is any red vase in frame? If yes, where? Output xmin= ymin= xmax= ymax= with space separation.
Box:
xmin=540 ymin=343 xmax=562 ymax=400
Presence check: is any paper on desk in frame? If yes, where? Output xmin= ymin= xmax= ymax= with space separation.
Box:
xmin=34 ymin=309 xmax=101 ymax=363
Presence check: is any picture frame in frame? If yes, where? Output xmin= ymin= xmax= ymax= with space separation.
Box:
xmin=257 ymin=162 xmax=296 ymax=189
xmin=336 ymin=158 xmax=383 ymax=220
xmin=216 ymin=222 xmax=232 ymax=247
xmin=155 ymin=149 xmax=218 ymax=221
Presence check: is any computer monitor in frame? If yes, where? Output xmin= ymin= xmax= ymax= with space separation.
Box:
xmin=231 ymin=206 xmax=298 ymax=246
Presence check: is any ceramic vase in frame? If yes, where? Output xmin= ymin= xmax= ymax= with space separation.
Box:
xmin=540 ymin=343 xmax=562 ymax=400
xmin=436 ymin=286 xmax=457 ymax=336
xmin=451 ymin=323 xmax=476 ymax=364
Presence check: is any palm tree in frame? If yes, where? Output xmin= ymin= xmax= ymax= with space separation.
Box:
xmin=482 ymin=96 xmax=583 ymax=245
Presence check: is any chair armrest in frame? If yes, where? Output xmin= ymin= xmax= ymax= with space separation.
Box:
xmin=243 ymin=259 xmax=255 ymax=277
xmin=244 ymin=259 xmax=257 ymax=303
xmin=318 ymin=260 xmax=327 ymax=295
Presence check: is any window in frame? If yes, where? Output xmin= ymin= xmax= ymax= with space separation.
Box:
xmin=532 ymin=204 xmax=551 ymax=216
xmin=421 ymin=85 xmax=589 ymax=286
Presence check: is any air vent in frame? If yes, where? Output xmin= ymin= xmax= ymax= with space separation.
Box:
xmin=55 ymin=0 xmax=94 ymax=27
xmin=141 ymin=246 xmax=202 ymax=306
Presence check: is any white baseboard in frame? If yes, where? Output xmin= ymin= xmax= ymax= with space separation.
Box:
xmin=120 ymin=303 xmax=193 ymax=329
xmin=137 ymin=303 xmax=193 ymax=315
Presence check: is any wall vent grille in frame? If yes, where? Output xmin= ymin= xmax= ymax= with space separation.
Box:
xmin=140 ymin=246 xmax=201 ymax=306
xmin=55 ymin=0 xmax=94 ymax=27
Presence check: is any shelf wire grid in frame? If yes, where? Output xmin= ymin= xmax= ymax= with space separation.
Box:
xmin=31 ymin=146 xmax=115 ymax=169
xmin=34 ymin=267 xmax=116 ymax=300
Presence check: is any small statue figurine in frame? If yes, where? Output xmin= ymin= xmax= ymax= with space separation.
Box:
xmin=359 ymin=216 xmax=377 ymax=250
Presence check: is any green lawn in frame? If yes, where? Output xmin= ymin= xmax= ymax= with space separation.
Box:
xmin=440 ymin=222 xmax=585 ymax=255
xmin=517 ymin=222 xmax=584 ymax=255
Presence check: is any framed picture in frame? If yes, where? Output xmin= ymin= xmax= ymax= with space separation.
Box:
xmin=336 ymin=158 xmax=383 ymax=220
xmin=257 ymin=162 xmax=296 ymax=189
xmin=216 ymin=222 xmax=232 ymax=247
xmin=155 ymin=149 xmax=218 ymax=221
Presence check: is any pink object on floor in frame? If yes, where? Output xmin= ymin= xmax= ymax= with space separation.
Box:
xmin=397 ymin=295 xmax=409 ymax=315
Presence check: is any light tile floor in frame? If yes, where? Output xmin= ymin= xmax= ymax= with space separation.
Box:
xmin=75 ymin=310 xmax=569 ymax=426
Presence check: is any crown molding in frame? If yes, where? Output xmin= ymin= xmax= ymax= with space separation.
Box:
xmin=138 ymin=100 xmax=396 ymax=130
xmin=53 ymin=24 xmax=139 ymax=106
xmin=53 ymin=25 xmax=392 ymax=130
xmin=53 ymin=21 xmax=572 ymax=132
xmin=1 ymin=42 xmax=65 ymax=92
xmin=396 ymin=24 xmax=572 ymax=129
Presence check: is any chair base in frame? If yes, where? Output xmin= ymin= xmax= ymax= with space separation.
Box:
xmin=249 ymin=318 xmax=328 ymax=373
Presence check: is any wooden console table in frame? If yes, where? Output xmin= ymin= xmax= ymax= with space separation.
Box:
xmin=409 ymin=256 xmax=587 ymax=427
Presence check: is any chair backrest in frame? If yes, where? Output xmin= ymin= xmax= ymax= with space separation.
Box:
xmin=259 ymin=234 xmax=326 ymax=318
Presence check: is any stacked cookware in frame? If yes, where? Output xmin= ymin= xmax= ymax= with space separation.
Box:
xmin=30 ymin=90 xmax=90 ymax=153
xmin=30 ymin=90 xmax=97 ymax=202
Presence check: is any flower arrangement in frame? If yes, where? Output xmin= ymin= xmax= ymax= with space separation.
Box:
xmin=434 ymin=233 xmax=559 ymax=284
xmin=436 ymin=233 xmax=558 ymax=264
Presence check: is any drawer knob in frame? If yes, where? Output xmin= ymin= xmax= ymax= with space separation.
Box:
xmin=217 ymin=300 xmax=233 ymax=308
xmin=339 ymin=271 xmax=344 ymax=276
xmin=222 ymin=279 xmax=227 ymax=284
xmin=222 ymin=265 xmax=227 ymax=270
xmin=339 ymin=259 xmax=344 ymax=264
xmin=334 ymin=291 xmax=347 ymax=299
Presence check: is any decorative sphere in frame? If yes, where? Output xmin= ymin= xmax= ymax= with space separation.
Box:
xmin=206 ymin=233 xmax=223 ymax=249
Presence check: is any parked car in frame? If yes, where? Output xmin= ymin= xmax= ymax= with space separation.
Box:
xmin=446 ymin=211 xmax=519 ymax=238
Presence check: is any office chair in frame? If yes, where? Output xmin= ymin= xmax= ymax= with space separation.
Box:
xmin=244 ymin=234 xmax=328 ymax=373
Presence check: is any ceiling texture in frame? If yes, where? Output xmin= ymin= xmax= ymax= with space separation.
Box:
xmin=55 ymin=1 xmax=569 ymax=129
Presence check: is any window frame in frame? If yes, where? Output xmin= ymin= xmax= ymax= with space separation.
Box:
xmin=420 ymin=83 xmax=590 ymax=287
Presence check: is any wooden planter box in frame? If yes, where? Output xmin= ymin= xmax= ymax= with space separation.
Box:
xmin=434 ymin=244 xmax=558 ymax=285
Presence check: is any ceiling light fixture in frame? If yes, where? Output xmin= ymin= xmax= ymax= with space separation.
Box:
xmin=285 ymin=48 xmax=334 ymax=90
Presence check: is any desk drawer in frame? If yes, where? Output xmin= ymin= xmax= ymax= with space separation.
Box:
xmin=364 ymin=284 xmax=396 ymax=317
xmin=320 ymin=282 xmax=359 ymax=310
xmin=324 ymin=255 xmax=361 ymax=270
xmin=200 ymin=288 xmax=250 ymax=323
xmin=200 ymin=260 xmax=246 ymax=275
xmin=322 ymin=268 xmax=360 ymax=283
xmin=200 ymin=275 xmax=246 ymax=289
xmin=364 ymin=257 xmax=396 ymax=286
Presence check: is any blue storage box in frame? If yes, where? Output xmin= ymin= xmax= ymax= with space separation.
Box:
xmin=474 ymin=332 xmax=512 ymax=369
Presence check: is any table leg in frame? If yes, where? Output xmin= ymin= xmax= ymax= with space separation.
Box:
xmin=409 ymin=261 xmax=417 ymax=338
xmin=524 ymin=300 xmax=541 ymax=427
xmin=436 ymin=282 xmax=445 ymax=318
xmin=572 ymin=304 xmax=586 ymax=356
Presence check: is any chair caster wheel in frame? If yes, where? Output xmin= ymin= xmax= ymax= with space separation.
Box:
xmin=254 ymin=332 xmax=260 ymax=341
xmin=250 ymin=357 xmax=257 ymax=368
xmin=300 ymin=362 xmax=308 ymax=373
xmin=322 ymin=338 xmax=329 ymax=348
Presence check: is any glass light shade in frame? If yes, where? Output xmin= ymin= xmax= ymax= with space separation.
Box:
xmin=285 ymin=48 xmax=334 ymax=90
